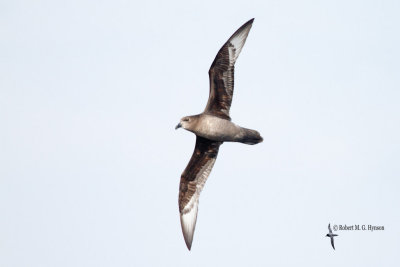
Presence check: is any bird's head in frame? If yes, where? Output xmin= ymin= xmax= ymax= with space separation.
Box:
xmin=175 ymin=116 xmax=196 ymax=131
xmin=325 ymin=234 xmax=329 ymax=237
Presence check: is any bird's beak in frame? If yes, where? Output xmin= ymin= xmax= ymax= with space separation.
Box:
xmin=175 ymin=122 xmax=182 ymax=130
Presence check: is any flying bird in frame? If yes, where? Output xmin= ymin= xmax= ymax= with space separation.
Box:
xmin=326 ymin=223 xmax=338 ymax=250
xmin=175 ymin=18 xmax=263 ymax=250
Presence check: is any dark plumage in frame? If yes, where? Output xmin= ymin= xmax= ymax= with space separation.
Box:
xmin=176 ymin=18 xmax=262 ymax=250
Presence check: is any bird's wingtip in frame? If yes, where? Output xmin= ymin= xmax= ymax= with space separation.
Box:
xmin=185 ymin=240 xmax=192 ymax=251
xmin=180 ymin=200 xmax=199 ymax=251
xmin=244 ymin=18 xmax=255 ymax=27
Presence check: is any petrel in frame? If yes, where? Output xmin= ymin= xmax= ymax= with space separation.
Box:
xmin=326 ymin=223 xmax=338 ymax=250
xmin=175 ymin=18 xmax=263 ymax=250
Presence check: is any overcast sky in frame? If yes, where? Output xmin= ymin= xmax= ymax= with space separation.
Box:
xmin=1 ymin=0 xmax=399 ymax=266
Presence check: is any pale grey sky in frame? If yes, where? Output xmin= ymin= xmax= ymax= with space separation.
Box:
xmin=1 ymin=0 xmax=399 ymax=266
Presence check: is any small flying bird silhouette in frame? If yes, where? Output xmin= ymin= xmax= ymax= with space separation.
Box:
xmin=175 ymin=18 xmax=263 ymax=250
xmin=326 ymin=223 xmax=338 ymax=250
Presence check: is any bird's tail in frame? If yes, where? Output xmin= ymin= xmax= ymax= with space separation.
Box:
xmin=238 ymin=128 xmax=263 ymax=145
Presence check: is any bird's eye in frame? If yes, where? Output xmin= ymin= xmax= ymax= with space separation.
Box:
xmin=183 ymin=118 xmax=189 ymax=122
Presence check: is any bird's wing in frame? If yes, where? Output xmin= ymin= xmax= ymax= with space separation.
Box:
xmin=178 ymin=136 xmax=222 ymax=250
xmin=204 ymin=18 xmax=254 ymax=120
xmin=331 ymin=237 xmax=336 ymax=250
xmin=328 ymin=223 xmax=332 ymax=233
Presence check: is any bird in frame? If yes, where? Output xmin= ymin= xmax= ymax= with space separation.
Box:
xmin=326 ymin=223 xmax=338 ymax=250
xmin=175 ymin=18 xmax=263 ymax=250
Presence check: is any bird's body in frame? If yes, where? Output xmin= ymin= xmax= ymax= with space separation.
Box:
xmin=176 ymin=18 xmax=262 ymax=250
xmin=179 ymin=114 xmax=262 ymax=144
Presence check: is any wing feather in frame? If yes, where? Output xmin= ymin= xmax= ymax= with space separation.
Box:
xmin=178 ymin=137 xmax=222 ymax=250
xmin=204 ymin=18 xmax=254 ymax=120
